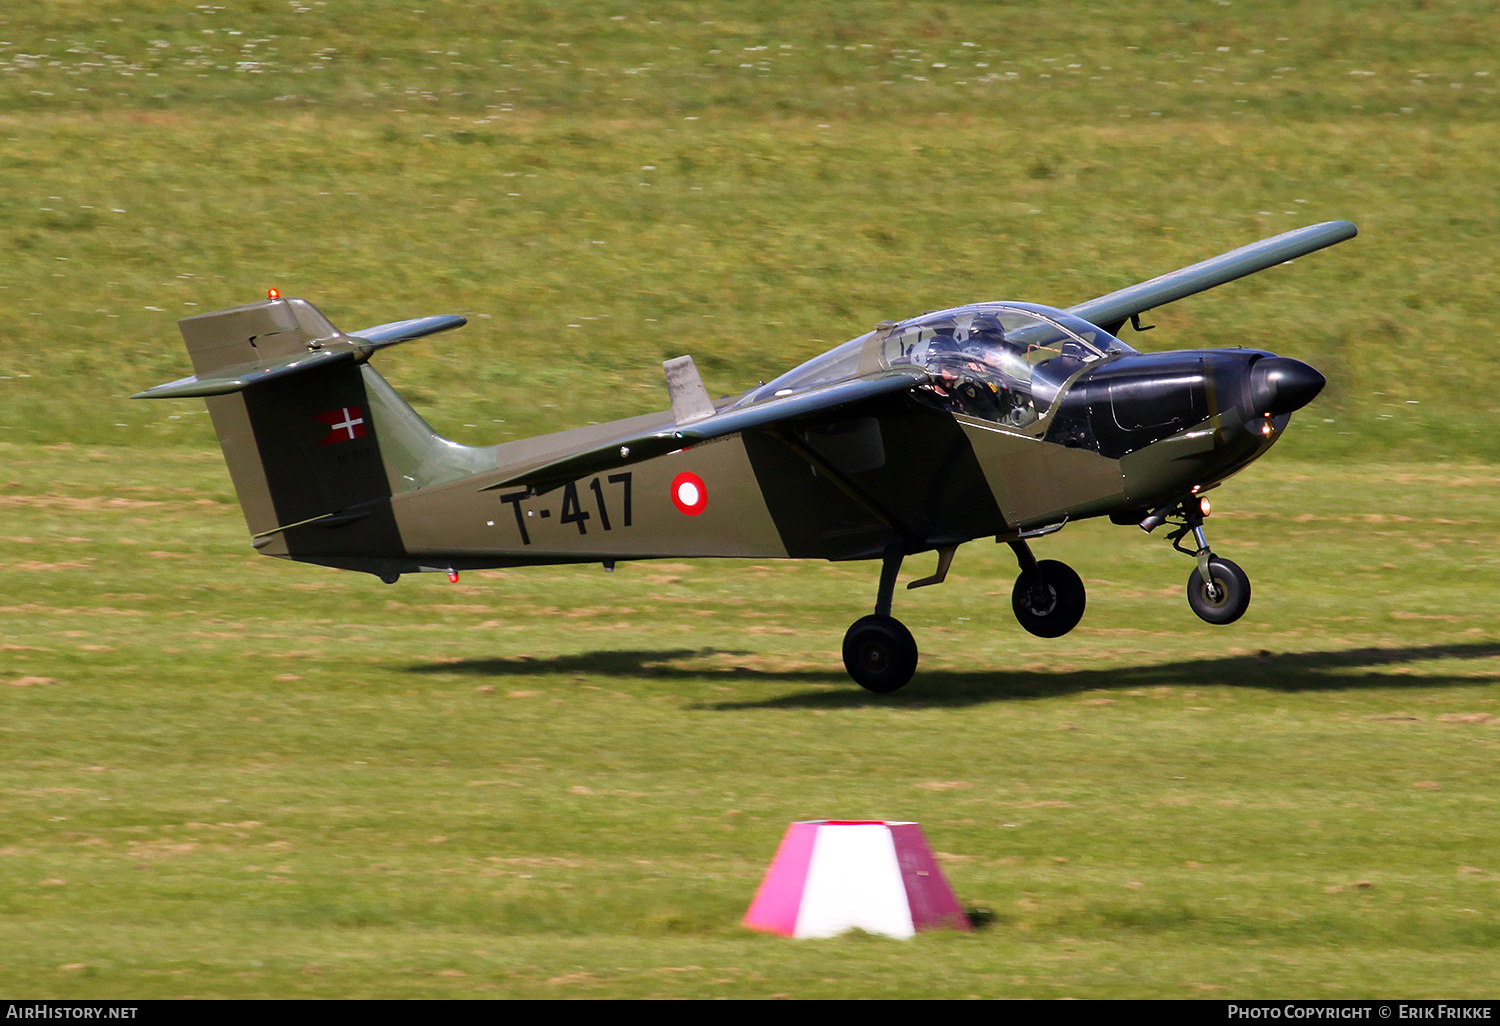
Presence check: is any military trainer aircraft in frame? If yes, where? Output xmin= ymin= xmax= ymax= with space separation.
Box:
xmin=136 ymin=220 xmax=1355 ymax=692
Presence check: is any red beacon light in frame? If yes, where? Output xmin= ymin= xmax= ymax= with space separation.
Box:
xmin=267 ymin=288 xmax=280 ymax=300
xmin=447 ymin=570 xmax=460 ymax=583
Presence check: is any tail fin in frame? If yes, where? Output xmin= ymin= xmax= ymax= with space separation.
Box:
xmin=137 ymin=297 xmax=492 ymax=571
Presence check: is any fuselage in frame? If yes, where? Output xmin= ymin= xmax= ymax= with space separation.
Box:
xmin=273 ymin=302 xmax=1322 ymax=580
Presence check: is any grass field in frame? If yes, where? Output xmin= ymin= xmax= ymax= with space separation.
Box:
xmin=4 ymin=448 xmax=1500 ymax=998
xmin=2 ymin=0 xmax=1499 ymax=999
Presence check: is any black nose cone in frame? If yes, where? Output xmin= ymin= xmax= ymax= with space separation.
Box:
xmin=1250 ymin=357 xmax=1325 ymax=416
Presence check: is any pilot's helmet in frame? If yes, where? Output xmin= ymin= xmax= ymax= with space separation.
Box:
xmin=967 ymin=311 xmax=1008 ymax=344
xmin=917 ymin=328 xmax=963 ymax=365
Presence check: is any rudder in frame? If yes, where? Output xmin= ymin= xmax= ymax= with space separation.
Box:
xmin=180 ymin=298 xmax=401 ymax=557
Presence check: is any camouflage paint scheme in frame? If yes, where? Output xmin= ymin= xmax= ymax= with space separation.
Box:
xmin=137 ymin=221 xmax=1355 ymax=690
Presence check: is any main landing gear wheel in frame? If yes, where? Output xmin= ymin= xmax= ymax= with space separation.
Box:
xmin=842 ymin=614 xmax=919 ymax=694
xmin=1187 ymin=556 xmax=1252 ymax=625
xmin=1012 ymin=559 xmax=1087 ymax=638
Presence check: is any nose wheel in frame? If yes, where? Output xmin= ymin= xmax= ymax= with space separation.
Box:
xmin=1147 ymin=497 xmax=1253 ymax=625
xmin=1187 ymin=556 xmax=1251 ymax=625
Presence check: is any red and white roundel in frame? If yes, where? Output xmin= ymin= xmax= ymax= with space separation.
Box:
xmin=671 ymin=471 xmax=708 ymax=516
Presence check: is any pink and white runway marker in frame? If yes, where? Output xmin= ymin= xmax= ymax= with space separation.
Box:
xmin=743 ymin=820 xmax=972 ymax=939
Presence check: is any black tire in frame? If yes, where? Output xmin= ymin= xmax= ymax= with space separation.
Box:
xmin=1186 ymin=557 xmax=1252 ymax=625
xmin=842 ymin=614 xmax=919 ymax=693
xmin=1011 ymin=559 xmax=1086 ymax=638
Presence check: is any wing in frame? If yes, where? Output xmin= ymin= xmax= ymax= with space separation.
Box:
xmin=1067 ymin=220 xmax=1357 ymax=335
xmin=482 ymin=365 xmax=931 ymax=493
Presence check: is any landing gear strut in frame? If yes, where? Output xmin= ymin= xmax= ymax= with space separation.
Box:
xmin=838 ymin=538 xmax=1092 ymax=690
xmin=842 ymin=548 xmax=920 ymax=693
xmin=1150 ymin=497 xmax=1252 ymax=625
xmin=1008 ymin=540 xmax=1086 ymax=638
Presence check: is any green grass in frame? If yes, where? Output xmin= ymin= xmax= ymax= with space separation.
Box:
xmin=0 ymin=1 xmax=1497 ymax=455
xmin=3 ymin=448 xmax=1499 ymax=997
xmin=1 ymin=0 xmax=1499 ymax=998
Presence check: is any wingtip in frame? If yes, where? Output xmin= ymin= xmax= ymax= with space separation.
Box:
xmin=1317 ymin=219 xmax=1359 ymax=240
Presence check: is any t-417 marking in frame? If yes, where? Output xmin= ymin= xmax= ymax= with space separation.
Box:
xmin=497 ymin=472 xmax=633 ymax=545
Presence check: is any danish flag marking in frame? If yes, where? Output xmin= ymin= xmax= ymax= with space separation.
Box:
xmin=315 ymin=406 xmax=366 ymax=445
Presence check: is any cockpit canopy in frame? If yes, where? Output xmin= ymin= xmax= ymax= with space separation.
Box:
xmin=739 ymin=302 xmax=1132 ymax=429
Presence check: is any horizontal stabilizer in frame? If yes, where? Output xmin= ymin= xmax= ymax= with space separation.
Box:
xmin=132 ymin=347 xmax=356 ymax=399
xmin=350 ymin=314 xmax=468 ymax=349
xmin=485 ymin=365 xmax=930 ymax=493
xmin=136 ymin=299 xmax=468 ymax=399
xmin=1068 ymin=221 xmax=1358 ymax=334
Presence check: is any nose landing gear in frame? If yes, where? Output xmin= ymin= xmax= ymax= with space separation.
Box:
xmin=1146 ymin=498 xmax=1252 ymax=625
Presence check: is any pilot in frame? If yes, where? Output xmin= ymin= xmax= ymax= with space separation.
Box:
xmin=914 ymin=330 xmax=963 ymax=405
xmin=948 ymin=373 xmax=1006 ymax=420
xmin=956 ymin=314 xmax=1028 ymax=422
xmin=920 ymin=323 xmax=1014 ymax=422
xmin=928 ymin=353 xmax=1008 ymax=420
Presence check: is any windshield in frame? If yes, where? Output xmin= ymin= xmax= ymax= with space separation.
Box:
xmin=740 ymin=302 xmax=1129 ymax=429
